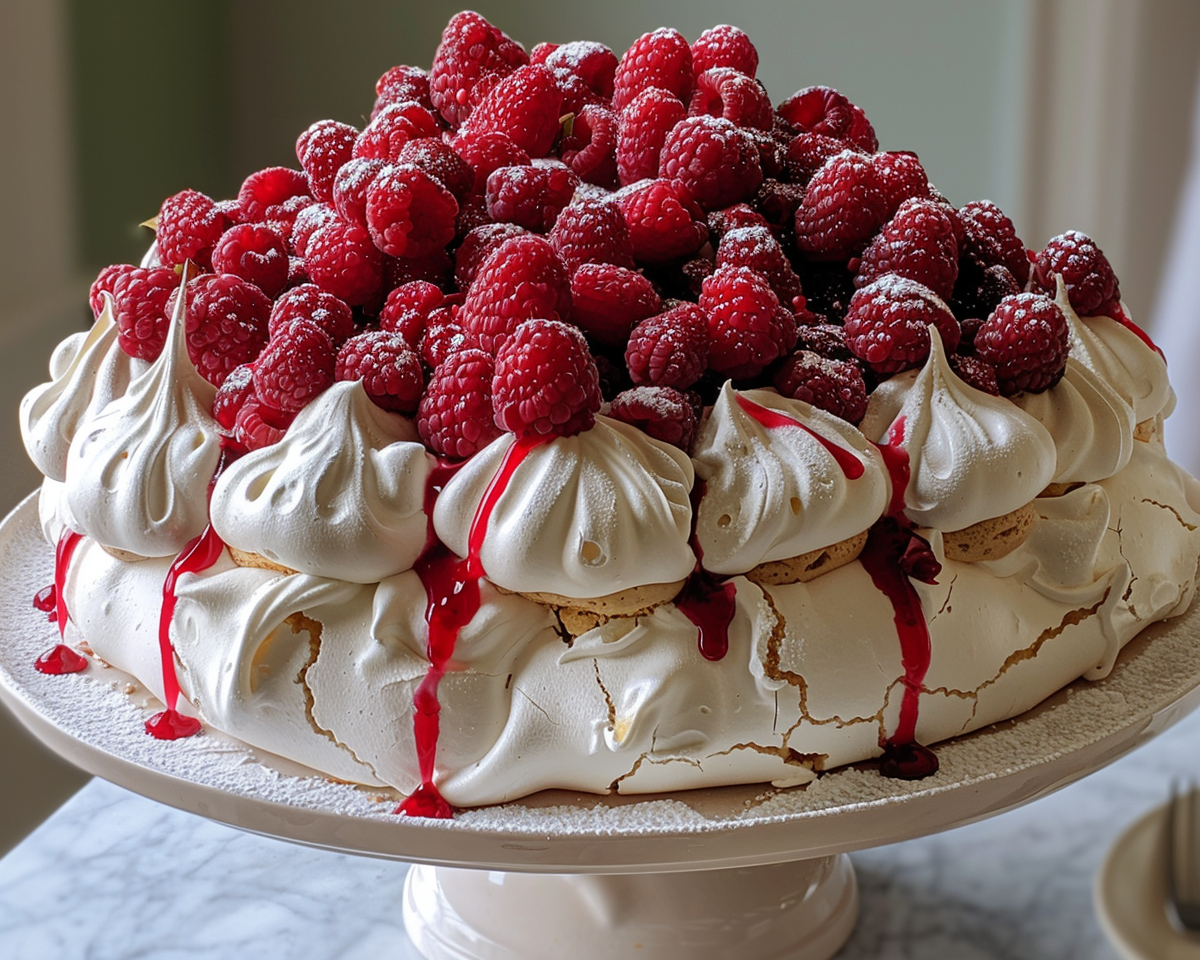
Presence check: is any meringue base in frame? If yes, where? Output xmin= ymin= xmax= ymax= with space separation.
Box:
xmin=942 ymin=502 xmax=1038 ymax=563
xmin=519 ymin=579 xmax=688 ymax=636
xmin=745 ymin=530 xmax=868 ymax=587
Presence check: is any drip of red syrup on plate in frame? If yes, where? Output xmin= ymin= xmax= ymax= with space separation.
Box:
xmin=676 ymin=479 xmax=737 ymax=662
xmin=398 ymin=434 xmax=545 ymax=818
xmin=33 ymin=584 xmax=56 ymax=618
xmin=34 ymin=530 xmax=87 ymax=674
xmin=35 ymin=644 xmax=89 ymax=675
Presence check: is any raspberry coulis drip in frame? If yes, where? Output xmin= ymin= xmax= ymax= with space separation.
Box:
xmin=33 ymin=584 xmax=56 ymax=617
xmin=400 ymin=433 xmax=545 ymax=818
xmin=677 ymin=479 xmax=737 ymax=662
xmin=35 ymin=644 xmax=88 ymax=675
xmin=734 ymin=393 xmax=865 ymax=480
xmin=35 ymin=530 xmax=86 ymax=675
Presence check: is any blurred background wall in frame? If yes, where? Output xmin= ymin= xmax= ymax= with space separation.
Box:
xmin=0 ymin=0 xmax=1197 ymax=854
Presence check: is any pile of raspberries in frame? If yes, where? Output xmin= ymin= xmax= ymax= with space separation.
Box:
xmin=89 ymin=12 xmax=1128 ymax=459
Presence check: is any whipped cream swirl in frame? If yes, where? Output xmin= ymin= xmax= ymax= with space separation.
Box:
xmin=693 ymin=384 xmax=888 ymax=575
xmin=210 ymin=381 xmax=435 ymax=583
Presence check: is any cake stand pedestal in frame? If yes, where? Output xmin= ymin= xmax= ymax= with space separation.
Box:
xmin=3 ymin=493 xmax=1200 ymax=960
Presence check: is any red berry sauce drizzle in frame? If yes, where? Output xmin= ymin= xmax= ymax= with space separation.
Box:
xmin=146 ymin=442 xmax=239 ymax=741
xmin=399 ymin=434 xmax=546 ymax=818
xmin=33 ymin=529 xmax=87 ymax=675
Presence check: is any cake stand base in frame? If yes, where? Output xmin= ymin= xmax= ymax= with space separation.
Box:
xmin=402 ymin=856 xmax=858 ymax=960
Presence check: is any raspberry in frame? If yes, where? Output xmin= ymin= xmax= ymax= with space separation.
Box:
xmin=332 ymin=157 xmax=387 ymax=227
xmin=959 ymin=200 xmax=1031 ymax=287
xmin=156 ymin=190 xmax=227 ymax=268
xmin=353 ymin=102 xmax=441 ymax=162
xmin=287 ymin=255 xmax=309 ymax=289
xmin=254 ymin=319 xmax=336 ymax=416
xmin=747 ymin=128 xmax=788 ymax=181
xmin=948 ymin=353 xmax=1000 ymax=396
xmin=570 ymin=263 xmax=661 ymax=347
xmin=450 ymin=130 xmax=531 ymax=194
xmin=372 ymin=65 xmax=433 ymax=116
xmin=716 ymin=225 xmax=804 ymax=310
xmin=616 ymin=87 xmax=686 ymax=186
xmin=113 ymin=267 xmax=179 ymax=361
xmin=854 ymin=197 xmax=959 ymax=302
xmin=486 ymin=162 xmax=579 ymax=232
xmin=774 ymin=350 xmax=868 ymax=425
xmin=657 ymin=114 xmax=762 ymax=211
xmin=549 ymin=197 xmax=635 ymax=274
xmin=794 ymin=322 xmax=854 ymax=362
xmin=492 ymin=319 xmax=601 ymax=437
xmin=776 ymin=86 xmax=877 ymax=153
xmin=211 ymin=223 xmax=289 ymax=298
xmin=952 ymin=263 xmax=1022 ymax=333
xmin=785 ymin=131 xmax=861 ymax=186
xmin=608 ymin=386 xmax=698 ymax=452
xmin=334 ymin=330 xmax=425 ymax=413
xmin=691 ymin=25 xmax=758 ymax=78
xmin=1030 ymin=230 xmax=1120 ymax=317
xmin=184 ymin=273 xmax=272 ymax=387
xmin=421 ymin=305 xmax=473 ymax=369
xmin=417 ymin=347 xmax=502 ymax=459
xmin=89 ymin=263 xmax=136 ymax=317
xmin=459 ymin=234 xmax=571 ymax=353
xmin=793 ymin=151 xmax=887 ymax=261
xmin=455 ymin=222 xmax=528 ymax=290
xmin=429 ymin=11 xmax=528 ymax=128
xmin=871 ymin=152 xmax=930 ymax=222
xmin=365 ymin=163 xmax=459 ymax=258
xmin=842 ymin=276 xmax=961 ymax=375
xmin=234 ymin=395 xmax=292 ymax=452
xmin=295 ymin=120 xmax=358 ymax=203
xmin=263 ymin=194 xmax=315 ymax=246
xmin=612 ymin=28 xmax=694 ymax=113
xmin=558 ymin=104 xmax=619 ymax=189
xmin=689 ymin=68 xmax=772 ymax=130
xmin=268 ymin=284 xmax=355 ymax=344
xmin=625 ymin=303 xmax=709 ymax=389
xmin=304 ymin=218 xmax=384 ymax=307
xmin=708 ymin=204 xmax=768 ymax=240
xmin=211 ymin=363 xmax=255 ymax=431
xmin=543 ymin=41 xmax=618 ymax=100
xmin=237 ymin=167 xmax=309 ymax=224
xmin=614 ymin=178 xmax=708 ymax=264
xmin=974 ymin=292 xmax=1069 ymax=395
xmin=754 ymin=179 xmax=805 ymax=239
xmin=290 ymin=203 xmax=339 ymax=257
xmin=396 ymin=137 xmax=474 ymax=200
xmin=699 ymin=265 xmax=797 ymax=379
xmin=458 ymin=64 xmax=564 ymax=159
xmin=379 ymin=280 xmax=444 ymax=347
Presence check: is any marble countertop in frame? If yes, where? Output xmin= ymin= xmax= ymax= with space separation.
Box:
xmin=3 ymin=707 xmax=1198 ymax=960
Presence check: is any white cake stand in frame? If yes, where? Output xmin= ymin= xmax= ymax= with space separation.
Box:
xmin=3 ymin=493 xmax=1200 ymax=960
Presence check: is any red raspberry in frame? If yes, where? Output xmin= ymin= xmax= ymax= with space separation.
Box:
xmin=948 ymin=353 xmax=1000 ymax=396
xmin=953 ymin=263 xmax=1022 ymax=334
xmin=421 ymin=304 xmax=473 ymax=369
xmin=211 ymin=223 xmax=289 ymax=298
xmin=625 ymin=302 xmax=709 ymax=389
xmin=777 ymin=86 xmax=877 ymax=152
xmin=689 ymin=68 xmax=772 ymax=131
xmin=614 ymin=178 xmax=709 ymax=264
xmin=974 ymin=292 xmax=1069 ymax=395
xmin=794 ymin=321 xmax=854 ymax=362
xmin=365 ymin=163 xmax=459 ymax=258
xmin=530 ymin=43 xmax=558 ymax=65
xmin=396 ymin=137 xmax=474 ymax=199
xmin=559 ymin=104 xmax=619 ymax=189
xmin=234 ymin=395 xmax=292 ymax=451
xmin=184 ymin=274 xmax=272 ymax=387
xmin=785 ymin=132 xmax=861 ymax=186
xmin=657 ymin=115 xmax=762 ymax=211
xmin=612 ymin=28 xmax=694 ymax=113
xmin=691 ymin=25 xmax=758 ymax=78
xmin=793 ymin=151 xmax=887 ymax=261
xmin=156 ymin=189 xmax=227 ymax=268
xmin=774 ymin=350 xmax=868 ymax=425
xmin=716 ymin=225 xmax=804 ymax=310
xmin=372 ymin=65 xmax=433 ymax=117
xmin=268 ymin=284 xmax=355 ymax=344
xmin=616 ymin=87 xmax=686 ymax=186
xmin=304 ymin=218 xmax=384 ymax=307
xmin=417 ymin=347 xmax=502 ymax=458
xmin=855 ymin=197 xmax=959 ymax=302
xmin=353 ymin=102 xmax=440 ymax=162
xmin=459 ymin=235 xmax=571 ymax=353
xmin=89 ymin=263 xmax=136 ymax=317
xmin=543 ymin=41 xmax=617 ymax=100
xmin=379 ymin=280 xmax=444 ymax=347
xmin=608 ymin=386 xmax=698 ymax=452
xmin=570 ymin=263 xmax=661 ymax=348
xmin=458 ymin=64 xmax=564 ymax=159
xmin=699 ymin=265 xmax=798 ymax=379
xmin=295 ymin=120 xmax=358 ymax=203
xmin=492 ymin=319 xmax=602 ymax=437
xmin=871 ymin=152 xmax=930 ymax=221
xmin=486 ymin=162 xmax=579 ymax=232
xmin=549 ymin=197 xmax=635 ymax=274
xmin=754 ymin=178 xmax=805 ymax=238
xmin=455 ymin=222 xmax=528 ymax=290
xmin=450 ymin=130 xmax=531 ymax=193
xmin=237 ymin=167 xmax=309 ymax=224
xmin=332 ymin=158 xmax=387 ymax=227
xmin=254 ymin=319 xmax=336 ymax=416
xmin=290 ymin=203 xmax=339 ymax=257
xmin=1031 ymin=231 xmax=1122 ymax=317
xmin=842 ymin=276 xmax=961 ymax=375
xmin=960 ymin=200 xmax=1031 ymax=287
xmin=429 ymin=11 xmax=528 ymax=128
xmin=263 ymin=194 xmax=315 ymax=246
xmin=708 ymin=204 xmax=768 ymax=240
xmin=113 ymin=267 xmax=179 ymax=361
xmin=211 ymin=362 xmax=255 ymax=431
xmin=336 ymin=331 xmax=425 ymax=413
xmin=287 ymin=255 xmax=309 ymax=289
